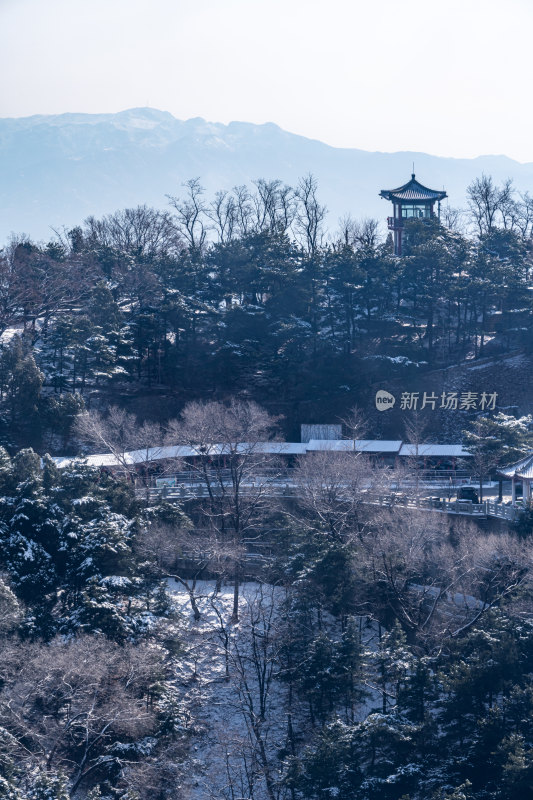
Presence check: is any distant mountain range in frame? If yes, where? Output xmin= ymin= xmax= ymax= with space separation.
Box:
xmin=2 ymin=107 xmax=533 ymax=243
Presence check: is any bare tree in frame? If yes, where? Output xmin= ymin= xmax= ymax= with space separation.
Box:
xmin=277 ymin=182 xmax=297 ymax=234
xmin=250 ymin=178 xmax=296 ymax=235
xmin=82 ymin=207 xmax=182 ymax=311
xmin=442 ymin=204 xmax=467 ymax=233
xmin=229 ymin=584 xmax=281 ymax=800
xmin=232 ymin=184 xmax=254 ymax=236
xmin=207 ymin=190 xmax=237 ymax=244
xmin=403 ymin=410 xmax=430 ymax=492
xmin=0 ymin=636 xmax=165 ymax=795
xmin=514 ymin=191 xmax=533 ymax=241
xmin=84 ymin=205 xmax=180 ymax=260
xmin=467 ymin=174 xmax=515 ymax=236
xmin=252 ymin=178 xmax=281 ymax=232
xmin=336 ymin=214 xmax=359 ymax=248
xmin=354 ymin=218 xmax=381 ymax=250
xmin=498 ymin=179 xmax=518 ymax=230
xmin=166 ymin=398 xmax=280 ymax=622
xmin=5 ymin=239 xmax=95 ymax=336
xmin=131 ymin=419 xmax=166 ymax=492
xmin=340 ymin=405 xmax=368 ymax=449
xmin=76 ymin=406 xmax=165 ymax=484
xmin=76 ymin=406 xmax=137 ymax=478
xmin=294 ymin=174 xmax=327 ymax=254
xmin=167 ymin=177 xmax=210 ymax=254
xmin=135 ymin=521 xmax=227 ymax=623
xmin=292 ymin=449 xmax=375 ymax=541
xmin=354 ymin=509 xmax=531 ymax=652
xmin=335 ymin=216 xmax=381 ymax=251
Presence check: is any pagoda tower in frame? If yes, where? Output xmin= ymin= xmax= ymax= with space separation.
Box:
xmin=380 ymin=174 xmax=447 ymax=256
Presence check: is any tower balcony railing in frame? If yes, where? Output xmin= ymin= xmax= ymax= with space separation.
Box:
xmin=388 ymin=215 xmax=434 ymax=230
xmin=387 ymin=216 xmax=403 ymax=230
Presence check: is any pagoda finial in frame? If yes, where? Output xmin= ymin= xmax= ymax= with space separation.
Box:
xmin=412 ymin=162 xmax=415 ymax=179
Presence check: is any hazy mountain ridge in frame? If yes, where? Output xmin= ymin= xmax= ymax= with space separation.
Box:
xmin=2 ymin=107 xmax=533 ymax=242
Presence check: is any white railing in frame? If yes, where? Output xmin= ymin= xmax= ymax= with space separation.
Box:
xmin=141 ymin=484 xmax=520 ymax=522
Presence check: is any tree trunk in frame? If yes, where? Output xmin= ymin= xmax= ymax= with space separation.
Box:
xmin=231 ymin=566 xmax=240 ymax=623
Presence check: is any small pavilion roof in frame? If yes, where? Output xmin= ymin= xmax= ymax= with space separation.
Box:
xmin=380 ymin=174 xmax=447 ymax=203
xmin=498 ymin=452 xmax=533 ymax=480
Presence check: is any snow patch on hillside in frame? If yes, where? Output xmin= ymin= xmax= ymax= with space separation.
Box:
xmin=168 ymin=579 xmax=381 ymax=800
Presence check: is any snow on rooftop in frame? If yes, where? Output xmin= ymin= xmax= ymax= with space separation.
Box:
xmin=52 ymin=439 xmax=471 ymax=468
xmin=399 ymin=444 xmax=471 ymax=458
xmin=306 ymin=439 xmax=403 ymax=453
xmin=51 ymin=441 xmax=308 ymax=468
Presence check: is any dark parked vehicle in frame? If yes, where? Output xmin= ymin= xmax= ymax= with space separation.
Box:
xmin=457 ymin=487 xmax=479 ymax=504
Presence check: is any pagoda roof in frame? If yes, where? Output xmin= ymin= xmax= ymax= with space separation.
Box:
xmin=380 ymin=174 xmax=447 ymax=203
xmin=497 ymin=452 xmax=533 ymax=480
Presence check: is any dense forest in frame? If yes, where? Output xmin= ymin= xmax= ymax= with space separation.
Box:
xmin=0 ymin=173 xmax=532 ymax=450
xmin=1 ymin=174 xmax=533 ymax=799
xmin=1 ymin=439 xmax=532 ymax=799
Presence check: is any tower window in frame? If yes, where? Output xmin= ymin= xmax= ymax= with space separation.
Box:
xmin=401 ymin=205 xmax=430 ymax=219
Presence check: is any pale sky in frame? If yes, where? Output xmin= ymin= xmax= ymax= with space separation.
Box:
xmin=1 ymin=0 xmax=532 ymax=161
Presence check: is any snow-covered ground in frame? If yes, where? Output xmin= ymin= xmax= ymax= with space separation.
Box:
xmin=168 ymin=580 xmax=290 ymax=800
xmin=167 ymin=578 xmax=382 ymax=800
xmin=0 ymin=325 xmax=23 ymax=344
